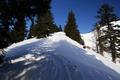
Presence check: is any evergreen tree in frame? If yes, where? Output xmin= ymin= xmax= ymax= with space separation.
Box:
xmin=0 ymin=0 xmax=51 ymax=64
xmin=96 ymin=4 xmax=119 ymax=62
xmin=64 ymin=11 xmax=83 ymax=44
xmin=0 ymin=0 xmax=13 ymax=48
xmin=59 ymin=25 xmax=63 ymax=31
xmin=115 ymin=25 xmax=120 ymax=57
xmin=30 ymin=10 xmax=59 ymax=38
xmin=97 ymin=4 xmax=118 ymax=26
xmin=0 ymin=0 xmax=52 ymax=45
xmin=11 ymin=0 xmax=28 ymax=42
xmin=0 ymin=27 xmax=11 ymax=49
xmin=28 ymin=0 xmax=52 ymax=38
xmin=111 ymin=25 xmax=120 ymax=60
xmin=94 ymin=23 xmax=104 ymax=54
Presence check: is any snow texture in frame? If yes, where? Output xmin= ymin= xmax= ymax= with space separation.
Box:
xmin=0 ymin=32 xmax=120 ymax=80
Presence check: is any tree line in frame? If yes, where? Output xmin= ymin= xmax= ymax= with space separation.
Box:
xmin=0 ymin=0 xmax=83 ymax=64
xmin=1 ymin=0 xmax=119 ymax=63
xmin=0 ymin=0 xmax=83 ymax=50
xmin=0 ymin=0 xmax=52 ymax=49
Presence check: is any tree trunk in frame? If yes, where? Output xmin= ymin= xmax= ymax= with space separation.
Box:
xmin=107 ymin=23 xmax=116 ymax=63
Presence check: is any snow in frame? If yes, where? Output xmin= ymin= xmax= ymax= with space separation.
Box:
xmin=81 ymin=31 xmax=96 ymax=50
xmin=82 ymin=31 xmax=120 ymax=65
xmin=111 ymin=20 xmax=120 ymax=26
xmin=81 ymin=20 xmax=120 ymax=62
xmin=100 ymin=21 xmax=120 ymax=31
xmin=0 ymin=32 xmax=120 ymax=80
xmin=11 ymin=54 xmax=46 ymax=64
xmin=81 ymin=20 xmax=120 ymax=51
xmin=5 ymin=38 xmax=39 ymax=51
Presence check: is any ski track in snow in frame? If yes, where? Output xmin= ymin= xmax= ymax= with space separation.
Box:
xmin=0 ymin=32 xmax=120 ymax=80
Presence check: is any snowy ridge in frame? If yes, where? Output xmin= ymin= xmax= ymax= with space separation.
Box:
xmin=1 ymin=32 xmax=120 ymax=80
xmin=5 ymin=38 xmax=40 ymax=51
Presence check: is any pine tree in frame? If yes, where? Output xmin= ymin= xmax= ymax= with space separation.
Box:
xmin=96 ymin=4 xmax=119 ymax=62
xmin=64 ymin=11 xmax=83 ymax=44
xmin=0 ymin=0 xmax=52 ymax=63
xmin=116 ymin=25 xmax=120 ymax=57
xmin=112 ymin=25 xmax=120 ymax=60
xmin=94 ymin=23 xmax=104 ymax=54
xmin=13 ymin=17 xmax=26 ymax=42
xmin=0 ymin=28 xmax=11 ymax=49
xmin=28 ymin=0 xmax=52 ymax=38
xmin=30 ymin=10 xmax=59 ymax=38
xmin=59 ymin=25 xmax=63 ymax=31
xmin=97 ymin=4 xmax=118 ymax=26
xmin=0 ymin=0 xmax=13 ymax=48
xmin=0 ymin=0 xmax=52 ymax=44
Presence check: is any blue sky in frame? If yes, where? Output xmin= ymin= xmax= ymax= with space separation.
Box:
xmin=51 ymin=0 xmax=120 ymax=33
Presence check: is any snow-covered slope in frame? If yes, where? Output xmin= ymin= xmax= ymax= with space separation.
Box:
xmin=1 ymin=32 xmax=120 ymax=80
xmin=81 ymin=31 xmax=96 ymax=50
xmin=82 ymin=20 xmax=120 ymax=50
xmin=82 ymin=20 xmax=120 ymax=62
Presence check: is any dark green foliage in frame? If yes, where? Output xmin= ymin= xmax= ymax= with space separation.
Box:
xmin=59 ymin=25 xmax=63 ymax=31
xmin=27 ymin=0 xmax=52 ymax=38
xmin=64 ymin=11 xmax=83 ymax=44
xmin=0 ymin=0 xmax=52 ymax=64
xmin=30 ymin=10 xmax=59 ymax=38
xmin=0 ymin=0 xmax=51 ymax=48
xmin=0 ymin=28 xmax=11 ymax=49
xmin=111 ymin=25 xmax=120 ymax=60
xmin=13 ymin=17 xmax=26 ymax=42
xmin=96 ymin=4 xmax=118 ymax=26
xmin=96 ymin=4 xmax=119 ymax=62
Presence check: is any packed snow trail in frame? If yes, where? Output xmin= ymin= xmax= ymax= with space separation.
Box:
xmin=0 ymin=32 xmax=120 ymax=80
xmin=0 ymin=53 xmax=82 ymax=80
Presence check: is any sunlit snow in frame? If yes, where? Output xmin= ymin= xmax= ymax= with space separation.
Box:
xmin=0 ymin=32 xmax=120 ymax=80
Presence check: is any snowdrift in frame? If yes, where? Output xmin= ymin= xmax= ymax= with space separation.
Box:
xmin=0 ymin=32 xmax=120 ymax=80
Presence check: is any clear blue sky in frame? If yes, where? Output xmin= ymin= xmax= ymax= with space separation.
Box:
xmin=51 ymin=0 xmax=120 ymax=33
